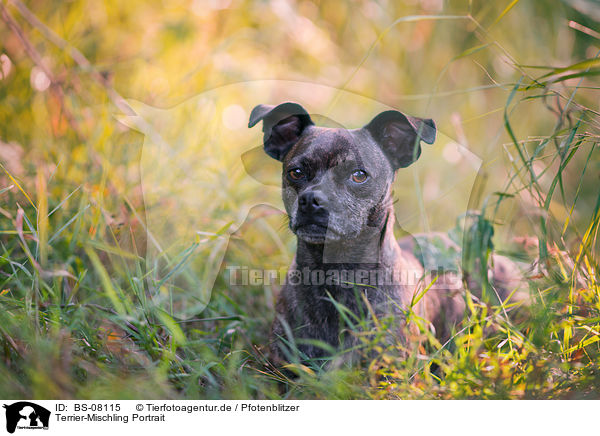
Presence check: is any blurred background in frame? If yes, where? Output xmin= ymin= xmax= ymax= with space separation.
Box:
xmin=0 ymin=0 xmax=599 ymax=398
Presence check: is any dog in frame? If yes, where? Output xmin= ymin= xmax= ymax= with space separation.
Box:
xmin=248 ymin=102 xmax=523 ymax=365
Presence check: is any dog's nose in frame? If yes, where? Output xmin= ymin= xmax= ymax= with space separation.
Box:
xmin=298 ymin=191 xmax=327 ymax=212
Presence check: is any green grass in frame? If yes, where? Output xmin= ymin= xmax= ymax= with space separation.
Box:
xmin=0 ymin=0 xmax=599 ymax=399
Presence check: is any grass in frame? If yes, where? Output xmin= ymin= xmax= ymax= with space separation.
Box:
xmin=0 ymin=0 xmax=599 ymax=399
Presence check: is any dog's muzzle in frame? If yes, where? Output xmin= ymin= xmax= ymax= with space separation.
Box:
xmin=293 ymin=190 xmax=330 ymax=235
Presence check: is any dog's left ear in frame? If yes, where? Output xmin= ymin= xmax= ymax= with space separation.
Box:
xmin=365 ymin=110 xmax=436 ymax=169
xmin=248 ymin=102 xmax=314 ymax=161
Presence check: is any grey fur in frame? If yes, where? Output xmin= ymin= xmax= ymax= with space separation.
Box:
xmin=248 ymin=102 xmax=523 ymax=365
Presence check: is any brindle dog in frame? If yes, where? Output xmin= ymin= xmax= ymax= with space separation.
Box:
xmin=248 ymin=102 xmax=524 ymax=364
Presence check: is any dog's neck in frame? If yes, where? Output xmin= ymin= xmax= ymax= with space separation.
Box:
xmin=294 ymin=205 xmax=400 ymax=269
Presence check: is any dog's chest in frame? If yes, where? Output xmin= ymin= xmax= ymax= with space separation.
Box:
xmin=286 ymin=266 xmax=402 ymax=323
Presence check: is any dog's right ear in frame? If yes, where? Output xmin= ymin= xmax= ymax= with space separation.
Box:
xmin=248 ymin=102 xmax=314 ymax=161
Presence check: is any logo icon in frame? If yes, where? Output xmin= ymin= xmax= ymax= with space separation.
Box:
xmin=2 ymin=402 xmax=50 ymax=434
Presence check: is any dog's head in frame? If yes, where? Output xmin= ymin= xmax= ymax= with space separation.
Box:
xmin=248 ymin=102 xmax=436 ymax=244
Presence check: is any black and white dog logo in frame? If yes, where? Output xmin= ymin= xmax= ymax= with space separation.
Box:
xmin=3 ymin=402 xmax=50 ymax=433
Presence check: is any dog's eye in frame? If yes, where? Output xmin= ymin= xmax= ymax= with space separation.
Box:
xmin=288 ymin=168 xmax=305 ymax=181
xmin=350 ymin=170 xmax=368 ymax=184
